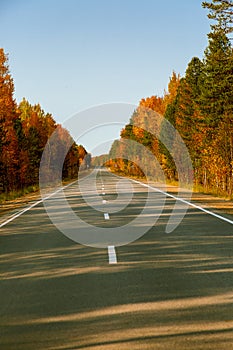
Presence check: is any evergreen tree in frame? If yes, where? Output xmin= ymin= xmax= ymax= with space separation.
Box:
xmin=200 ymin=31 xmax=233 ymax=126
xmin=200 ymin=1 xmax=233 ymax=194
xmin=202 ymin=0 xmax=233 ymax=35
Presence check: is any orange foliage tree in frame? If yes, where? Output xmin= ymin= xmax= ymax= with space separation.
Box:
xmin=0 ymin=48 xmax=88 ymax=195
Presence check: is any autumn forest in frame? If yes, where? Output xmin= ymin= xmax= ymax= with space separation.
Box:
xmin=105 ymin=1 xmax=233 ymax=198
xmin=1 ymin=0 xmax=233 ymax=200
xmin=0 ymin=49 xmax=88 ymax=198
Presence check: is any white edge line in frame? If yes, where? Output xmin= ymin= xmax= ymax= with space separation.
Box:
xmin=0 ymin=179 xmax=79 ymax=229
xmin=108 ymin=245 xmax=117 ymax=264
xmin=131 ymin=179 xmax=233 ymax=226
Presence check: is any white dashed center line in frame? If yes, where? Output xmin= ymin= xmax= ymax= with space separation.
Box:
xmin=104 ymin=213 xmax=110 ymax=220
xmin=108 ymin=245 xmax=117 ymax=264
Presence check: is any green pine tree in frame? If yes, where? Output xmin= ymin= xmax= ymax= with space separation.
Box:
xmin=202 ymin=0 xmax=233 ymax=35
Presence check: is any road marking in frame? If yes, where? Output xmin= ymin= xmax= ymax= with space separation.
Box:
xmin=0 ymin=180 xmax=78 ymax=229
xmin=131 ymin=179 xmax=233 ymax=226
xmin=108 ymin=245 xmax=117 ymax=264
xmin=104 ymin=213 xmax=110 ymax=220
xmin=0 ymin=200 xmax=44 ymax=229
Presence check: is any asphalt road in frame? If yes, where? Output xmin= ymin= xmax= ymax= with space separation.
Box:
xmin=0 ymin=170 xmax=233 ymax=350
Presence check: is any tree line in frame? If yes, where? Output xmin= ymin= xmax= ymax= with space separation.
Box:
xmin=0 ymin=48 xmax=88 ymax=195
xmin=107 ymin=0 xmax=233 ymax=198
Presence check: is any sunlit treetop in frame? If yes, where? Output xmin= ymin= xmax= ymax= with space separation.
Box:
xmin=202 ymin=0 xmax=233 ymax=34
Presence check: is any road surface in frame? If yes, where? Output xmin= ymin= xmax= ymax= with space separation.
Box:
xmin=0 ymin=170 xmax=233 ymax=349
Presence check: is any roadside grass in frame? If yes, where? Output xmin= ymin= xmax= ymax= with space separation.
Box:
xmin=109 ymin=169 xmax=233 ymax=201
xmin=193 ymin=183 xmax=233 ymax=201
xmin=0 ymin=169 xmax=92 ymax=204
xmin=0 ymin=185 xmax=39 ymax=204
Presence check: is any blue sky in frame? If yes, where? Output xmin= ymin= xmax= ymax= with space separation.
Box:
xmin=0 ymin=0 xmax=210 ymax=154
